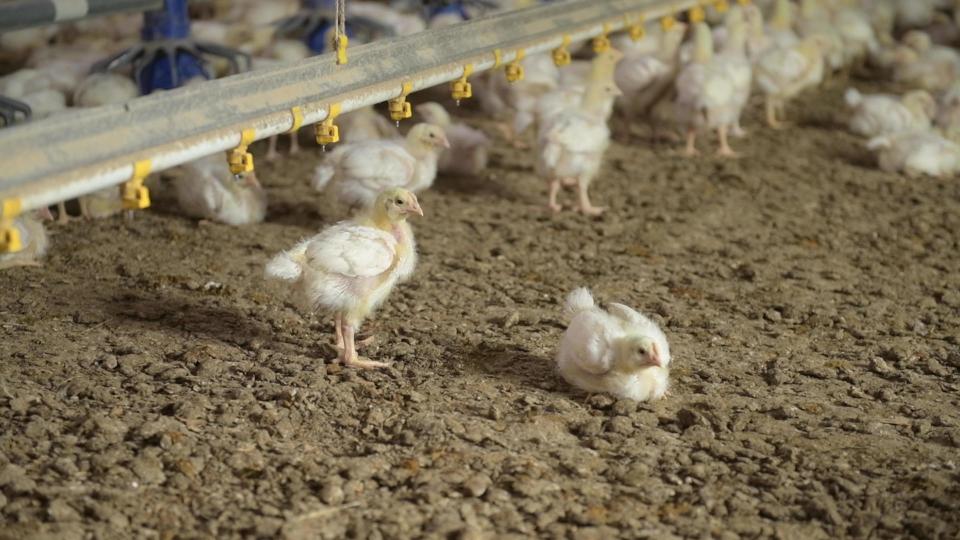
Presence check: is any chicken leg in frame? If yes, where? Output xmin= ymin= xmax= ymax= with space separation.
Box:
xmin=56 ymin=201 xmax=73 ymax=224
xmin=715 ymin=126 xmax=738 ymax=158
xmin=266 ymin=135 xmax=280 ymax=161
xmin=547 ymin=179 xmax=562 ymax=213
xmin=340 ymin=323 xmax=391 ymax=369
xmin=684 ymin=128 xmax=699 ymax=156
xmin=576 ymin=178 xmax=604 ymax=216
xmin=335 ymin=314 xmax=377 ymax=351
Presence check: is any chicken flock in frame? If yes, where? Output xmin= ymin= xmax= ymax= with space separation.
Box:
xmin=3 ymin=0 xmax=960 ymax=402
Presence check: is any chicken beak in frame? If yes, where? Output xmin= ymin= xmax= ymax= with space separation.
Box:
xmin=648 ymin=343 xmax=662 ymax=368
xmin=36 ymin=207 xmax=55 ymax=221
xmin=406 ymin=199 xmax=424 ymax=217
xmin=438 ymin=135 xmax=451 ymax=149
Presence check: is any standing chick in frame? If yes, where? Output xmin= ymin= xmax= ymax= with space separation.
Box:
xmin=312 ymin=123 xmax=449 ymax=211
xmin=265 ymin=188 xmax=422 ymax=369
xmin=169 ymin=154 xmax=267 ymax=225
xmin=0 ymin=208 xmax=53 ymax=270
xmin=556 ymin=288 xmax=671 ymax=402
xmin=536 ymin=48 xmax=622 ymax=215
xmin=675 ymin=22 xmax=742 ymax=157
xmin=844 ymin=87 xmax=935 ymax=138
xmin=754 ymin=34 xmax=830 ymax=128
xmin=417 ymin=101 xmax=490 ymax=176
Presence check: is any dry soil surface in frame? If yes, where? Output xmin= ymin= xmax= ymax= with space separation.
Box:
xmin=2 ymin=79 xmax=960 ymax=540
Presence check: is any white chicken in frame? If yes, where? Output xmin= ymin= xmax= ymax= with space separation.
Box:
xmin=867 ymin=130 xmax=960 ymax=177
xmin=338 ymin=106 xmax=399 ymax=144
xmin=265 ymin=188 xmax=422 ymax=369
xmin=765 ymin=0 xmax=800 ymax=48
xmin=70 ymin=73 xmax=141 ymax=222
xmin=614 ymin=20 xmax=687 ymax=139
xmin=73 ymin=73 xmax=139 ymax=107
xmin=535 ymin=48 xmax=622 ymax=215
xmin=476 ymin=53 xmax=559 ymax=145
xmin=417 ymin=102 xmax=490 ymax=176
xmin=169 ymin=153 xmax=267 ymax=225
xmin=675 ymin=22 xmax=742 ymax=157
xmin=844 ymin=88 xmax=935 ymax=138
xmin=832 ymin=0 xmax=879 ymax=71
xmin=312 ymin=123 xmax=449 ymax=210
xmin=891 ymin=31 xmax=960 ymax=93
xmin=754 ymin=34 xmax=830 ymax=128
xmin=556 ymin=288 xmax=671 ymax=402
xmin=935 ymin=83 xmax=960 ymax=142
xmin=0 ymin=208 xmax=53 ymax=270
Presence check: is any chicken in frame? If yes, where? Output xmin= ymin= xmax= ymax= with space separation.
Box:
xmin=0 ymin=208 xmax=53 ymax=270
xmin=832 ymin=0 xmax=879 ymax=71
xmin=73 ymin=73 xmax=139 ymax=107
xmin=935 ymin=82 xmax=960 ymax=142
xmin=894 ymin=0 xmax=938 ymax=30
xmin=675 ymin=22 xmax=742 ymax=157
xmin=765 ymin=0 xmax=799 ymax=48
xmin=556 ymin=288 xmax=670 ymax=402
xmin=716 ymin=12 xmax=753 ymax=138
xmin=312 ymin=123 xmax=449 ymax=211
xmin=867 ymin=130 xmax=960 ymax=177
xmin=169 ymin=154 xmax=267 ymax=225
xmin=795 ymin=0 xmax=845 ymax=77
xmin=754 ymin=35 xmax=829 ymax=128
xmin=417 ymin=102 xmax=490 ymax=176
xmin=68 ymin=73 xmax=142 ymax=222
xmin=535 ymin=48 xmax=622 ymax=215
xmin=476 ymin=53 xmax=559 ymax=145
xmin=265 ymin=188 xmax=422 ymax=369
xmin=614 ymin=20 xmax=687 ymax=139
xmin=338 ymin=106 xmax=399 ymax=143
xmin=891 ymin=31 xmax=960 ymax=93
xmin=844 ymin=88 xmax=935 ymax=138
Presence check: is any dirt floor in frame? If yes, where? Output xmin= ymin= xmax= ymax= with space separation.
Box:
xmin=2 ymin=77 xmax=960 ymax=539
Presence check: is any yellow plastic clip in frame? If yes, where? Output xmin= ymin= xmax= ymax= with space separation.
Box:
xmin=287 ymin=106 xmax=304 ymax=134
xmin=122 ymin=160 xmax=151 ymax=211
xmin=389 ymin=81 xmax=414 ymax=124
xmin=661 ymin=15 xmax=677 ymax=30
xmin=0 ymin=198 xmax=23 ymax=253
xmin=689 ymin=6 xmax=706 ymax=23
xmin=493 ymin=49 xmax=503 ymax=68
xmin=228 ymin=128 xmax=256 ymax=176
xmin=626 ymin=14 xmax=646 ymax=41
xmin=315 ymin=102 xmax=341 ymax=147
xmin=592 ymin=23 xmax=611 ymax=53
xmin=552 ymin=35 xmax=572 ymax=67
xmin=451 ymin=64 xmax=473 ymax=103
xmin=715 ymin=0 xmax=730 ymax=13
xmin=505 ymin=49 xmax=525 ymax=83
xmin=335 ymin=34 xmax=349 ymax=65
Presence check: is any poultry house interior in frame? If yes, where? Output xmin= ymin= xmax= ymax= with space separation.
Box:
xmin=1 ymin=0 xmax=959 ymax=538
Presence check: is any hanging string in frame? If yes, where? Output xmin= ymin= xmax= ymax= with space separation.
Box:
xmin=335 ymin=0 xmax=348 ymax=64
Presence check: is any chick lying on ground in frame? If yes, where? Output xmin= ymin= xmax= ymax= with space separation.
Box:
xmin=867 ymin=130 xmax=960 ymax=178
xmin=265 ymin=188 xmax=422 ymax=369
xmin=556 ymin=288 xmax=671 ymax=402
xmin=312 ymin=123 xmax=449 ymax=211
xmin=417 ymin=101 xmax=490 ymax=176
xmin=1 ymin=208 xmax=53 ymax=270
xmin=844 ymin=87 xmax=935 ymax=138
xmin=169 ymin=154 xmax=267 ymax=225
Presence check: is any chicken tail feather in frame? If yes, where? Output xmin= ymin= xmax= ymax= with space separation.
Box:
xmin=564 ymin=287 xmax=596 ymax=318
xmin=265 ymin=240 xmax=309 ymax=281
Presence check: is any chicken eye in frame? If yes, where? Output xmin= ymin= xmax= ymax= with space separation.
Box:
xmin=395 ymin=198 xmax=403 ymax=205
xmin=637 ymin=347 xmax=646 ymax=355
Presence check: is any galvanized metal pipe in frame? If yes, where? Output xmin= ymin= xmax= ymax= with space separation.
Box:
xmin=0 ymin=0 xmax=699 ymax=214
xmin=0 ymin=0 xmax=162 ymax=33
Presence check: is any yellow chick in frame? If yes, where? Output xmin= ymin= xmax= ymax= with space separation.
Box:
xmin=265 ymin=188 xmax=422 ymax=369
